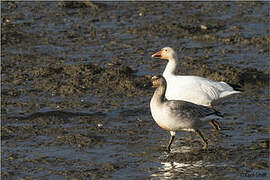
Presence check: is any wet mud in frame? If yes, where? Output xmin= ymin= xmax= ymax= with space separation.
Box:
xmin=2 ymin=1 xmax=269 ymax=179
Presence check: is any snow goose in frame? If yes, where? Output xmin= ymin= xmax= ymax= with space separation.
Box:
xmin=150 ymin=75 xmax=223 ymax=152
xmin=151 ymin=47 xmax=242 ymax=108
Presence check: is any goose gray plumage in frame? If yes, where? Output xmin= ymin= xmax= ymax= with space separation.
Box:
xmin=150 ymin=75 xmax=223 ymax=152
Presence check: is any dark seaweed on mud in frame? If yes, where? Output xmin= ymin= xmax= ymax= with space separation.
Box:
xmin=1 ymin=1 xmax=269 ymax=179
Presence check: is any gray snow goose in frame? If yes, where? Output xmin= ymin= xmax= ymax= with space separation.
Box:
xmin=150 ymin=75 xmax=223 ymax=152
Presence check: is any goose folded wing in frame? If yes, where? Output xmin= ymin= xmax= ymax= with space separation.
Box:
xmin=165 ymin=100 xmax=223 ymax=118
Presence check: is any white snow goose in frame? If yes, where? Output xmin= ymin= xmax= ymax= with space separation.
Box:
xmin=151 ymin=47 xmax=242 ymax=108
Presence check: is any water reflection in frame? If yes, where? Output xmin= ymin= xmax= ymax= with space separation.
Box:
xmin=151 ymin=145 xmax=230 ymax=179
xmin=151 ymin=160 xmax=207 ymax=179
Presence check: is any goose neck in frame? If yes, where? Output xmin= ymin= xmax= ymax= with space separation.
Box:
xmin=152 ymin=85 xmax=166 ymax=105
xmin=163 ymin=57 xmax=178 ymax=76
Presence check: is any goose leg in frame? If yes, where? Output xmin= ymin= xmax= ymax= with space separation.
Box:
xmin=167 ymin=131 xmax=176 ymax=152
xmin=195 ymin=129 xmax=208 ymax=150
xmin=167 ymin=135 xmax=175 ymax=152
xmin=209 ymin=119 xmax=221 ymax=130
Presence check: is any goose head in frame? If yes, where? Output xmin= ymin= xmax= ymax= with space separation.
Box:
xmin=151 ymin=47 xmax=177 ymax=60
xmin=151 ymin=75 xmax=167 ymax=88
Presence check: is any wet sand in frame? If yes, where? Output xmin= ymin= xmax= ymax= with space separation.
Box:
xmin=2 ymin=1 xmax=269 ymax=179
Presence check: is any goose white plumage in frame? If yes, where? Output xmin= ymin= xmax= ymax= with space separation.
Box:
xmin=150 ymin=75 xmax=223 ymax=152
xmin=152 ymin=47 xmax=242 ymax=107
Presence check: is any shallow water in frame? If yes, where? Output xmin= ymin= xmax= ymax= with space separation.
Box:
xmin=2 ymin=1 xmax=269 ymax=179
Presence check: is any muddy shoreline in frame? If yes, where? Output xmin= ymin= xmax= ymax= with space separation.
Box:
xmin=2 ymin=1 xmax=269 ymax=179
